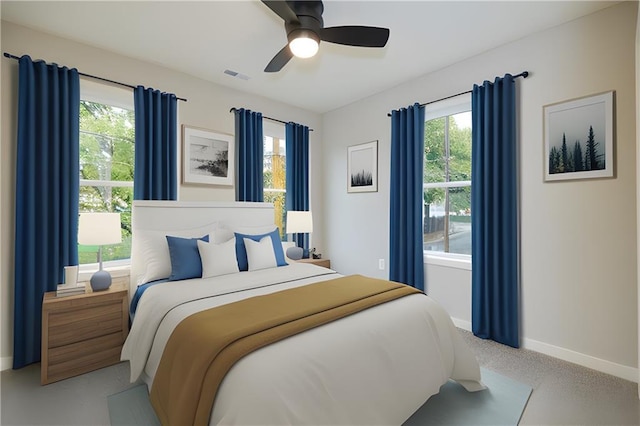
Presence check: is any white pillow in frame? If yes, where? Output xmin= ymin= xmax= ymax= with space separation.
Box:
xmin=133 ymin=222 xmax=217 ymax=284
xmin=244 ymin=236 xmax=277 ymax=271
xmin=197 ymin=239 xmax=239 ymax=278
xmin=214 ymin=223 xmax=277 ymax=243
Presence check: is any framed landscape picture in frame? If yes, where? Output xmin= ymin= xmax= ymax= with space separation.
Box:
xmin=543 ymin=91 xmax=614 ymax=182
xmin=347 ymin=140 xmax=378 ymax=193
xmin=182 ymin=125 xmax=234 ymax=186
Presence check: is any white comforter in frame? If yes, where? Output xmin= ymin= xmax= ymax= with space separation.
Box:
xmin=121 ymin=263 xmax=484 ymax=425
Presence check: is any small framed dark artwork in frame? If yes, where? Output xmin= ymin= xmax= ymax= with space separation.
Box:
xmin=347 ymin=140 xmax=378 ymax=193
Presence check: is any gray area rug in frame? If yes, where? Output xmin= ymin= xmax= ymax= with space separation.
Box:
xmin=108 ymin=383 xmax=160 ymax=426
xmin=403 ymin=368 xmax=532 ymax=425
xmin=108 ymin=368 xmax=531 ymax=425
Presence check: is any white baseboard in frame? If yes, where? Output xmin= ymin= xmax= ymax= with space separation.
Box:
xmin=522 ymin=337 xmax=638 ymax=383
xmin=452 ymin=318 xmax=472 ymax=331
xmin=1 ymin=356 xmax=13 ymax=371
xmin=451 ymin=316 xmax=638 ymax=383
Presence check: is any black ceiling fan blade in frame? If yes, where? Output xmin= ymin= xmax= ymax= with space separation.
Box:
xmin=261 ymin=0 xmax=300 ymax=24
xmin=320 ymin=26 xmax=389 ymax=48
xmin=265 ymin=44 xmax=294 ymax=73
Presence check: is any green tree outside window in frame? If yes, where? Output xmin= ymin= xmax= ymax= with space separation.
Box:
xmin=79 ymin=101 xmax=134 ymax=264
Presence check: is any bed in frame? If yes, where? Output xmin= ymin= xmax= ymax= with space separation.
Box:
xmin=120 ymin=200 xmax=484 ymax=425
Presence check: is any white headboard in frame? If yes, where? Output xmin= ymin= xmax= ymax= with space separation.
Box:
xmin=130 ymin=200 xmax=275 ymax=294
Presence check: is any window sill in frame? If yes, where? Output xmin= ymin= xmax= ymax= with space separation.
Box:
xmin=78 ymin=262 xmax=131 ymax=282
xmin=424 ymin=253 xmax=471 ymax=271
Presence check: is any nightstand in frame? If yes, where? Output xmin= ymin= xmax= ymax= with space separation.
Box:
xmin=41 ymin=281 xmax=129 ymax=385
xmin=296 ymin=258 xmax=331 ymax=269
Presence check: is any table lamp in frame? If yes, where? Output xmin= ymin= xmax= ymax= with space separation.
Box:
xmin=286 ymin=211 xmax=313 ymax=260
xmin=78 ymin=212 xmax=122 ymax=291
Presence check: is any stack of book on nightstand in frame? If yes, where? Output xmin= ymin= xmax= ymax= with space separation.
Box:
xmin=56 ymin=283 xmax=86 ymax=297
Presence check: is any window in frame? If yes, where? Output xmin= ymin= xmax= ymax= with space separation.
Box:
xmin=424 ymin=94 xmax=472 ymax=257
xmin=78 ymin=80 xmax=134 ymax=267
xmin=263 ymin=123 xmax=286 ymax=239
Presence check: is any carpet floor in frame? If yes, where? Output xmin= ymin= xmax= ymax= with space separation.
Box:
xmin=4 ymin=329 xmax=637 ymax=425
xmin=108 ymin=367 xmax=531 ymax=425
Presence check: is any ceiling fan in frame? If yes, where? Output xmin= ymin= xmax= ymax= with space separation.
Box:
xmin=261 ymin=0 xmax=390 ymax=73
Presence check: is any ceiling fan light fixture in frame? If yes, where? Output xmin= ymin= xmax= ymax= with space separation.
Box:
xmin=261 ymin=0 xmax=390 ymax=72
xmin=289 ymin=30 xmax=320 ymax=58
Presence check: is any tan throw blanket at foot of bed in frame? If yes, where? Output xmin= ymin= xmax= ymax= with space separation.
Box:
xmin=149 ymin=274 xmax=422 ymax=426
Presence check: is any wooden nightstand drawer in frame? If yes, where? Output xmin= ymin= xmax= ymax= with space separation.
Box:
xmin=49 ymin=303 xmax=124 ymax=347
xmin=47 ymin=345 xmax=122 ymax=384
xmin=49 ymin=300 xmax=122 ymax=327
xmin=41 ymin=283 xmax=128 ymax=385
xmin=48 ymin=332 xmax=123 ymax=364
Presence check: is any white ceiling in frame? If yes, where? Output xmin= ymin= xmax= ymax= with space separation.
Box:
xmin=1 ymin=1 xmax=618 ymax=113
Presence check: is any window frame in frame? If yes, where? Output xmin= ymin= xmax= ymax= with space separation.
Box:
xmin=78 ymin=78 xmax=135 ymax=279
xmin=263 ymin=121 xmax=287 ymax=241
xmin=423 ymin=93 xmax=472 ymax=269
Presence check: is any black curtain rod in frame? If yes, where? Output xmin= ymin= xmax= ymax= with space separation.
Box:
xmin=387 ymin=71 xmax=529 ymax=117
xmin=3 ymin=52 xmax=187 ymax=102
xmin=229 ymin=107 xmax=314 ymax=132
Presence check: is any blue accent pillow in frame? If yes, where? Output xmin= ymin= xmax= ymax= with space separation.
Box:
xmin=234 ymin=228 xmax=288 ymax=271
xmin=129 ymin=278 xmax=169 ymax=322
xmin=166 ymin=234 xmax=209 ymax=281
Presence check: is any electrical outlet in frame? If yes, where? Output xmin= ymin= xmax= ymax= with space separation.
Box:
xmin=378 ymin=259 xmax=385 ymax=270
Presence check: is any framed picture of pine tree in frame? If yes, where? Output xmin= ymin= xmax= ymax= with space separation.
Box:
xmin=347 ymin=140 xmax=378 ymax=193
xmin=543 ymin=91 xmax=614 ymax=182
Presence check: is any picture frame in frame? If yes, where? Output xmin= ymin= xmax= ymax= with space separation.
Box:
xmin=347 ymin=140 xmax=378 ymax=193
xmin=543 ymin=91 xmax=614 ymax=182
xmin=182 ymin=125 xmax=234 ymax=186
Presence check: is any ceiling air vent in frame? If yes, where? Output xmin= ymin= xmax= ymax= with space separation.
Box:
xmin=224 ymin=69 xmax=250 ymax=81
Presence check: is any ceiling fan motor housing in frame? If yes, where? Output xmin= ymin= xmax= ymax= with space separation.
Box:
xmin=286 ymin=22 xmax=321 ymax=45
xmin=285 ymin=1 xmax=324 ymax=44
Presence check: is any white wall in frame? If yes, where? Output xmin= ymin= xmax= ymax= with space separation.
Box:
xmin=0 ymin=21 xmax=324 ymax=368
xmin=636 ymin=0 xmax=640 ymax=390
xmin=426 ymin=264 xmax=472 ymax=329
xmin=323 ymin=2 xmax=638 ymax=381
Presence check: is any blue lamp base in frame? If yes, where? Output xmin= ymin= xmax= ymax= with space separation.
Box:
xmin=286 ymin=246 xmax=304 ymax=261
xmin=90 ymin=270 xmax=112 ymax=291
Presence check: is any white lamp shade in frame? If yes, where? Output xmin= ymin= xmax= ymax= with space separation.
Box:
xmin=78 ymin=212 xmax=122 ymax=245
xmin=286 ymin=211 xmax=313 ymax=234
